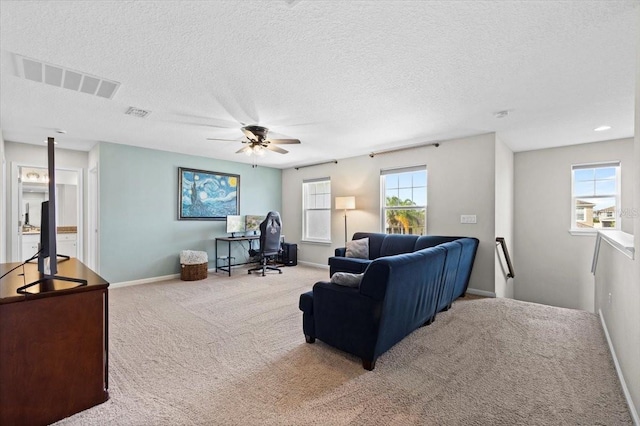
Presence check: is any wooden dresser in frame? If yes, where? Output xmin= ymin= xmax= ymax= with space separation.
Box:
xmin=0 ymin=259 xmax=109 ymax=426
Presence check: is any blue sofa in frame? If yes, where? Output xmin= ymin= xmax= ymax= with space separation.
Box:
xmin=300 ymin=246 xmax=447 ymax=370
xmin=329 ymin=232 xmax=478 ymax=300
xmin=301 ymin=233 xmax=479 ymax=370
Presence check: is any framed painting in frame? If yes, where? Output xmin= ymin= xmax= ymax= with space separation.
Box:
xmin=178 ymin=167 xmax=240 ymax=220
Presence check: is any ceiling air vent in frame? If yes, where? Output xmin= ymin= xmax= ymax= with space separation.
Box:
xmin=17 ymin=54 xmax=120 ymax=99
xmin=125 ymin=107 xmax=151 ymax=118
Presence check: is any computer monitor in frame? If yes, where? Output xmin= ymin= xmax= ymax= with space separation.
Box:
xmin=245 ymin=215 xmax=263 ymax=235
xmin=226 ymin=215 xmax=245 ymax=237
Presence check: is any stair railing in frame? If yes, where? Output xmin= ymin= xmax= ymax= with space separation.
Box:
xmin=496 ymin=237 xmax=515 ymax=279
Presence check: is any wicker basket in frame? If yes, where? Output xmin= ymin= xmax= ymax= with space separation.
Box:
xmin=181 ymin=262 xmax=208 ymax=281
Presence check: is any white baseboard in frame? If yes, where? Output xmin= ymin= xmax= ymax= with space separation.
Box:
xmin=298 ymin=260 xmax=329 ymax=269
xmin=110 ymin=273 xmax=180 ymax=289
xmin=466 ymin=288 xmax=496 ymax=298
xmin=599 ymin=309 xmax=639 ymax=425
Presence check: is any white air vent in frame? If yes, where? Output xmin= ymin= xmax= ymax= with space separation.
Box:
xmin=125 ymin=107 xmax=151 ymax=118
xmin=17 ymin=54 xmax=120 ymax=99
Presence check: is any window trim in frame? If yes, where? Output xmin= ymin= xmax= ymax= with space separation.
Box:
xmin=302 ymin=177 xmax=331 ymax=243
xmin=569 ymin=161 xmax=620 ymax=235
xmin=380 ymin=165 xmax=427 ymax=235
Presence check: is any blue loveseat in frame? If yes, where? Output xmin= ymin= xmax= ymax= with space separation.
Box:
xmin=301 ymin=233 xmax=479 ymax=370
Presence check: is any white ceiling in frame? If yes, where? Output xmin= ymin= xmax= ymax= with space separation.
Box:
xmin=1 ymin=1 xmax=637 ymax=169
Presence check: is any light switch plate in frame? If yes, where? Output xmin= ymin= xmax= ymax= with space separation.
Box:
xmin=460 ymin=214 xmax=477 ymax=224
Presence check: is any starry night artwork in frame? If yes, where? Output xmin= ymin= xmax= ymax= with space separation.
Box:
xmin=178 ymin=167 xmax=239 ymax=220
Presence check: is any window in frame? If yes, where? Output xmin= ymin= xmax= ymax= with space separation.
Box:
xmin=381 ymin=166 xmax=427 ymax=235
xmin=571 ymin=162 xmax=620 ymax=232
xmin=302 ymin=178 xmax=331 ymax=242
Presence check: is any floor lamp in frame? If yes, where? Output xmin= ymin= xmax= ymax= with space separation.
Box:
xmin=335 ymin=196 xmax=356 ymax=244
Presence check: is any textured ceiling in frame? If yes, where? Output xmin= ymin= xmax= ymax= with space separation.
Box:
xmin=0 ymin=1 xmax=637 ymax=169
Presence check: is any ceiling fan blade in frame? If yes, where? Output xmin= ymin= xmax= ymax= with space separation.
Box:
xmin=207 ymin=138 xmax=240 ymax=142
xmin=236 ymin=146 xmax=252 ymax=154
xmin=265 ymin=144 xmax=288 ymax=154
xmin=241 ymin=127 xmax=257 ymax=140
xmin=267 ymin=138 xmax=301 ymax=145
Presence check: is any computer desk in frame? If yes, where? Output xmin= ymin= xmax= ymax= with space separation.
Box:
xmin=214 ymin=235 xmax=260 ymax=276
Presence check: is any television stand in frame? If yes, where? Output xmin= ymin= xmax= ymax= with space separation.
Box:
xmin=0 ymin=258 xmax=109 ymax=426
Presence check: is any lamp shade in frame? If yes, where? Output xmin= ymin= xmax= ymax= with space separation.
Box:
xmin=335 ymin=196 xmax=356 ymax=210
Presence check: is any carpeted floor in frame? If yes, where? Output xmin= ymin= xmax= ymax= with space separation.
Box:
xmin=54 ymin=264 xmax=632 ymax=425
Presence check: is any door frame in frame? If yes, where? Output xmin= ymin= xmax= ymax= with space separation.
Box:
xmin=10 ymin=162 xmax=84 ymax=263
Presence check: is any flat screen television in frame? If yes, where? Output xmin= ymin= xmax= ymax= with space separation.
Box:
xmin=226 ymin=215 xmax=245 ymax=237
xmin=17 ymin=137 xmax=87 ymax=293
xmin=245 ymin=215 xmax=263 ymax=235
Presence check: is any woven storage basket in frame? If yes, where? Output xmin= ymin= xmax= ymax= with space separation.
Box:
xmin=181 ymin=262 xmax=207 ymax=281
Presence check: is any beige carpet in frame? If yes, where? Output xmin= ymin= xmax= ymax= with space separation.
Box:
xmin=54 ymin=265 xmax=632 ymax=425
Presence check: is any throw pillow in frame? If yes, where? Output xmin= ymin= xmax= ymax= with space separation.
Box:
xmin=346 ymin=238 xmax=369 ymax=259
xmin=330 ymin=272 xmax=364 ymax=288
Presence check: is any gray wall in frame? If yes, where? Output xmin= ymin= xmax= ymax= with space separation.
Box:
xmin=514 ymin=138 xmax=634 ymax=312
xmin=495 ymin=136 xmax=514 ymax=298
xmin=97 ymin=142 xmax=282 ymax=283
xmin=281 ymin=133 xmax=500 ymax=295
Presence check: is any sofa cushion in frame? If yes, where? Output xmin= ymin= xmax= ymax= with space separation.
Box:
xmin=330 ymin=272 xmax=364 ymax=288
xmin=346 ymin=238 xmax=369 ymax=259
xmin=379 ymin=234 xmax=419 ymax=257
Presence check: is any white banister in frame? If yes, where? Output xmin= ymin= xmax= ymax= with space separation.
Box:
xmin=592 ymin=230 xmax=635 ymax=274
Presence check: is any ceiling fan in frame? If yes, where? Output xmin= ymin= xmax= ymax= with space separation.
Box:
xmin=207 ymin=125 xmax=301 ymax=156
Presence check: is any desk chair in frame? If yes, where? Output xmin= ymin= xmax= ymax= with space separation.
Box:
xmin=248 ymin=211 xmax=283 ymax=276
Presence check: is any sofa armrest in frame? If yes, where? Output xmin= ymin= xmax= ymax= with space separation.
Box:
xmin=335 ymin=247 xmax=346 ymax=257
xmin=328 ymin=256 xmax=372 ymax=276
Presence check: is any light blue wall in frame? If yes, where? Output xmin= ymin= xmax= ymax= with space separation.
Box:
xmin=98 ymin=142 xmax=282 ymax=283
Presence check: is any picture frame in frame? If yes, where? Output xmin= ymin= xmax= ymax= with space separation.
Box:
xmin=178 ymin=167 xmax=240 ymax=220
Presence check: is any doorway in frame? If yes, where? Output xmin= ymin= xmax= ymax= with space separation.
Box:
xmin=10 ymin=163 xmax=83 ymax=263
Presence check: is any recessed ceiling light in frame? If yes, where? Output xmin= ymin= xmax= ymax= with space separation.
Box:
xmin=594 ymin=125 xmax=611 ymax=132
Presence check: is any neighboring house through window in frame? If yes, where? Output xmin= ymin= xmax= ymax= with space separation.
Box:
xmin=302 ymin=178 xmax=331 ymax=242
xmin=571 ymin=162 xmax=620 ymax=232
xmin=380 ymin=166 xmax=427 ymax=235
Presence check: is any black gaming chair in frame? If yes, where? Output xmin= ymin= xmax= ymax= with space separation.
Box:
xmin=248 ymin=211 xmax=283 ymax=276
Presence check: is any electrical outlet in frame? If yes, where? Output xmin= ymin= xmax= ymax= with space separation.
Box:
xmin=460 ymin=214 xmax=477 ymax=224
